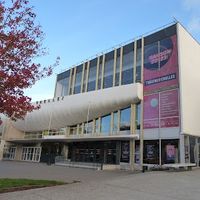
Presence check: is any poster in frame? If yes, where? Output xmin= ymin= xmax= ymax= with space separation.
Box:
xmin=144 ymin=94 xmax=159 ymax=129
xmin=166 ymin=145 xmax=175 ymax=162
xmin=144 ymin=35 xmax=178 ymax=92
xmin=144 ymin=89 xmax=179 ymax=129
xmin=121 ymin=142 xmax=129 ymax=162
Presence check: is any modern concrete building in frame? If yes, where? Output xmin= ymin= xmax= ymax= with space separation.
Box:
xmin=0 ymin=22 xmax=200 ymax=169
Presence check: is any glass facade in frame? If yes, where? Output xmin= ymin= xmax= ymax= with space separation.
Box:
xmin=115 ymin=49 xmax=120 ymax=86
xmin=112 ymin=111 xmax=118 ymax=133
xmin=74 ymin=65 xmax=83 ymax=94
xmin=87 ymin=59 xmax=97 ymax=92
xmin=103 ymin=52 xmax=114 ymax=88
xmin=55 ymin=71 xmax=70 ymax=97
xmin=122 ymin=43 xmax=134 ymax=85
xmin=98 ymin=56 xmax=103 ymax=89
xmin=120 ymin=107 xmax=131 ymax=131
xmin=101 ymin=114 xmax=111 ymax=135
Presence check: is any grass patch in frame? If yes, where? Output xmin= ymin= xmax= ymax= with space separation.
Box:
xmin=0 ymin=178 xmax=65 ymax=193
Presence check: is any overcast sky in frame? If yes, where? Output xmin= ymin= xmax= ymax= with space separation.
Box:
xmin=25 ymin=0 xmax=200 ymax=101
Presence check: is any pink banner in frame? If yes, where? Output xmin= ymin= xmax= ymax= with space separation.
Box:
xmin=144 ymin=94 xmax=159 ymax=129
xmin=144 ymin=89 xmax=179 ymax=129
xmin=144 ymin=35 xmax=178 ymax=92
xmin=160 ymin=90 xmax=179 ymax=118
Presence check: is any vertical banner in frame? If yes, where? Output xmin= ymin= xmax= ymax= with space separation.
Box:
xmin=144 ymin=89 xmax=179 ymax=129
xmin=144 ymin=94 xmax=159 ymax=129
xmin=143 ymin=34 xmax=179 ymax=129
xmin=144 ymin=35 xmax=178 ymax=92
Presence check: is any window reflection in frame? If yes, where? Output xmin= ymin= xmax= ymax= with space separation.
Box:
xmin=98 ymin=56 xmax=103 ymax=89
xmin=74 ymin=65 xmax=83 ymax=94
xmin=122 ymin=43 xmax=134 ymax=85
xmin=103 ymin=52 xmax=114 ymax=89
xmin=87 ymin=59 xmax=97 ymax=92
xmin=55 ymin=71 xmax=70 ymax=97
xmin=115 ymin=49 xmax=120 ymax=86
xmin=136 ymin=104 xmax=141 ymax=129
xmin=112 ymin=111 xmax=118 ymax=133
xmin=95 ymin=118 xmax=99 ymax=133
xmin=101 ymin=114 xmax=111 ymax=135
xmin=84 ymin=121 xmax=93 ymax=134
xmin=136 ymin=48 xmax=141 ymax=82
xmin=120 ymin=107 xmax=131 ymax=131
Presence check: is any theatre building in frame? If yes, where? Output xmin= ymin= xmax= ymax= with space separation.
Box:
xmin=0 ymin=22 xmax=200 ymax=169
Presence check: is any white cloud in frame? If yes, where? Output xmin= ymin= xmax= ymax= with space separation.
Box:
xmin=188 ymin=17 xmax=200 ymax=33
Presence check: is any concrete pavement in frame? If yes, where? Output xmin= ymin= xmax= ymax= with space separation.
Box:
xmin=0 ymin=161 xmax=200 ymax=200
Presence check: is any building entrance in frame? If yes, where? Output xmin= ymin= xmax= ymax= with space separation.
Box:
xmin=68 ymin=141 xmax=120 ymax=164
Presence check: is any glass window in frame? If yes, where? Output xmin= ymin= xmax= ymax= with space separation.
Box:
xmin=136 ymin=104 xmax=141 ymax=129
xmin=69 ymin=126 xmax=77 ymax=135
xmin=55 ymin=71 xmax=70 ymax=97
xmin=98 ymin=56 xmax=103 ymax=89
xmin=115 ymin=49 xmax=120 ymax=86
xmin=122 ymin=43 xmax=134 ymax=85
xmin=136 ymin=48 xmax=141 ymax=82
xmin=103 ymin=52 xmax=114 ymax=89
xmin=112 ymin=111 xmax=118 ymax=134
xmin=69 ymin=68 xmax=75 ymax=95
xmin=82 ymin=63 xmax=88 ymax=92
xmin=95 ymin=118 xmax=99 ymax=133
xmin=84 ymin=121 xmax=93 ymax=134
xmin=78 ymin=124 xmax=82 ymax=135
xmin=74 ymin=65 xmax=83 ymax=94
xmin=101 ymin=114 xmax=111 ymax=135
xmin=120 ymin=107 xmax=131 ymax=131
xmin=87 ymin=59 xmax=97 ymax=92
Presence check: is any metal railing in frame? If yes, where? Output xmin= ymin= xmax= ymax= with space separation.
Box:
xmin=55 ymin=156 xmax=103 ymax=170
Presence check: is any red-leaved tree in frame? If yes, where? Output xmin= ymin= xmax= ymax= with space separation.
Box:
xmin=0 ymin=0 xmax=59 ymax=120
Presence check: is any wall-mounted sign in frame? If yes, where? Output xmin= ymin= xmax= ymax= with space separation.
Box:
xmin=144 ymin=35 xmax=178 ymax=92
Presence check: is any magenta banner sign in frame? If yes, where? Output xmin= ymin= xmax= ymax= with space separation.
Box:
xmin=144 ymin=89 xmax=179 ymax=129
xmin=144 ymin=35 xmax=178 ymax=92
xmin=144 ymin=94 xmax=159 ymax=129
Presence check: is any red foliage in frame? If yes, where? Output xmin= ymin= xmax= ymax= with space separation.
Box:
xmin=0 ymin=0 xmax=59 ymax=119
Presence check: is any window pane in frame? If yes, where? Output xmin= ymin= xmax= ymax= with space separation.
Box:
xmin=115 ymin=49 xmax=120 ymax=86
xmin=82 ymin=64 xmax=88 ymax=92
xmin=120 ymin=107 xmax=131 ymax=131
xmin=136 ymin=48 xmax=141 ymax=82
xmin=98 ymin=57 xmax=103 ymax=89
xmin=112 ymin=111 xmax=118 ymax=134
xmin=122 ymin=43 xmax=134 ymax=85
xmin=101 ymin=115 xmax=111 ymax=135
xmin=74 ymin=65 xmax=83 ymax=94
xmin=136 ymin=104 xmax=141 ymax=129
xmin=55 ymin=71 xmax=70 ymax=97
xmin=95 ymin=118 xmax=99 ymax=133
xmin=87 ymin=59 xmax=97 ymax=92
xmin=103 ymin=52 xmax=114 ymax=89
xmin=84 ymin=121 xmax=93 ymax=134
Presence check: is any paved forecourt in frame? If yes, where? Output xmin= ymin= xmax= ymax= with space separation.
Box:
xmin=0 ymin=161 xmax=200 ymax=200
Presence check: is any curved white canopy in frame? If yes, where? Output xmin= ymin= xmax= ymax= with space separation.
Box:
xmin=13 ymin=83 xmax=143 ymax=132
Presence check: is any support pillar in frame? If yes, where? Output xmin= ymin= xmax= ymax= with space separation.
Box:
xmin=179 ymin=134 xmax=185 ymax=164
xmin=129 ymin=139 xmax=135 ymax=170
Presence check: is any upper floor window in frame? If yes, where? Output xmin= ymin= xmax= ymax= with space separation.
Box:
xmin=121 ymin=43 xmax=134 ymax=85
xmin=103 ymin=51 xmax=114 ymax=89
xmin=87 ymin=59 xmax=97 ymax=92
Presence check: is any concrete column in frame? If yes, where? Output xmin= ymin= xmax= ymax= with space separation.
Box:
xmin=62 ymin=144 xmax=69 ymax=159
xmin=0 ymin=140 xmax=6 ymax=160
xmin=195 ymin=138 xmax=199 ymax=167
xmin=130 ymin=139 xmax=135 ymax=170
xmin=179 ymin=134 xmax=185 ymax=164
xmin=15 ymin=145 xmax=23 ymax=161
